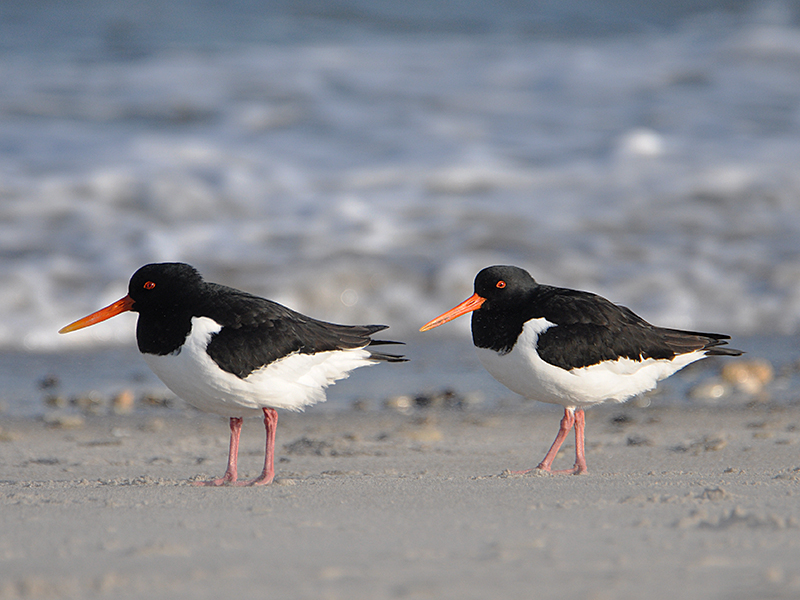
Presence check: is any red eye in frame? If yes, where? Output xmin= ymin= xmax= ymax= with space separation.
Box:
xmin=496 ymin=280 xmax=506 ymax=289
xmin=143 ymin=281 xmax=156 ymax=290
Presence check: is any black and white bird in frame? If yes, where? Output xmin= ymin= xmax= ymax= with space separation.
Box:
xmin=420 ymin=265 xmax=742 ymax=474
xmin=60 ymin=262 xmax=406 ymax=486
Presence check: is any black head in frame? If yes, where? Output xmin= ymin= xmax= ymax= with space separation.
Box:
xmin=466 ymin=265 xmax=539 ymax=352
xmin=473 ymin=265 xmax=538 ymax=309
xmin=58 ymin=262 xmax=207 ymax=338
xmin=419 ymin=265 xmax=539 ymax=333
xmin=128 ymin=262 xmax=205 ymax=314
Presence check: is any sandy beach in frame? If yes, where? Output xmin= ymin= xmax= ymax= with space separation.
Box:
xmin=1 ymin=402 xmax=798 ymax=600
xmin=5 ymin=2 xmax=800 ymax=599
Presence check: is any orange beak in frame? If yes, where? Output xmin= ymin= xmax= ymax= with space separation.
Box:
xmin=419 ymin=293 xmax=486 ymax=332
xmin=58 ymin=295 xmax=136 ymax=334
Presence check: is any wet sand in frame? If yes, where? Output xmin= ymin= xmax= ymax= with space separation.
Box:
xmin=0 ymin=404 xmax=799 ymax=600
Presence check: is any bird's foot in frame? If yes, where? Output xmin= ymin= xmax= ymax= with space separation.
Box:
xmin=507 ymin=468 xmax=537 ymax=475
xmin=191 ymin=475 xmax=235 ymax=487
xmin=191 ymin=469 xmax=238 ymax=486
xmin=507 ymin=463 xmax=587 ymax=476
xmin=548 ymin=463 xmax=588 ymax=475
xmin=503 ymin=465 xmax=552 ymax=476
xmin=231 ymin=471 xmax=274 ymax=486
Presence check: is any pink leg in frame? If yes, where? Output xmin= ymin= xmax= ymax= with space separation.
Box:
xmin=511 ymin=407 xmax=575 ymax=475
xmin=537 ymin=407 xmax=576 ymax=473
xmin=572 ymin=409 xmax=588 ymax=474
xmin=237 ymin=408 xmax=278 ymax=486
xmin=193 ymin=417 xmax=243 ymax=486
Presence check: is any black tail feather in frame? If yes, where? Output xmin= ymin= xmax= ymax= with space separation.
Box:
xmin=705 ymin=346 xmax=744 ymax=357
xmin=368 ymin=350 xmax=409 ymax=363
xmin=365 ymin=326 xmax=407 ymax=362
xmin=661 ymin=328 xmax=743 ymax=357
xmin=368 ymin=339 xmax=405 ymax=347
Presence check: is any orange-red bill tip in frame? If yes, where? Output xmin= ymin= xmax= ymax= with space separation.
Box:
xmin=419 ymin=293 xmax=486 ymax=332
xmin=58 ymin=295 xmax=136 ymax=334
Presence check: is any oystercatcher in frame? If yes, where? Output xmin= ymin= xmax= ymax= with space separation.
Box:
xmin=420 ymin=265 xmax=742 ymax=474
xmin=60 ymin=262 xmax=406 ymax=486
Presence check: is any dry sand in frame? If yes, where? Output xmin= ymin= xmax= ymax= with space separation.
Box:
xmin=1 ymin=404 xmax=799 ymax=600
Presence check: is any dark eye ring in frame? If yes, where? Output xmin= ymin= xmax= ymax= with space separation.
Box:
xmin=144 ymin=281 xmax=156 ymax=290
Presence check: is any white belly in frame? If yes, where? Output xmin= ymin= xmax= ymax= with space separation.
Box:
xmin=142 ymin=316 xmax=377 ymax=416
xmin=475 ymin=318 xmax=706 ymax=409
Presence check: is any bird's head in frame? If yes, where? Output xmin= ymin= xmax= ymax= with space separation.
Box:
xmin=419 ymin=265 xmax=537 ymax=331
xmin=59 ymin=262 xmax=203 ymax=334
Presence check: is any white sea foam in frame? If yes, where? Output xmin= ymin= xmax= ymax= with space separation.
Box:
xmin=3 ymin=2 xmax=800 ymax=351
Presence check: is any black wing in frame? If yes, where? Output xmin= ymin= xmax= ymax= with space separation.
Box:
xmin=532 ymin=286 xmax=741 ymax=370
xmin=201 ymin=284 xmax=406 ymax=379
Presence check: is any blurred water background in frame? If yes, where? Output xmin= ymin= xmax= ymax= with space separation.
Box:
xmin=2 ymin=1 xmax=800 ymax=415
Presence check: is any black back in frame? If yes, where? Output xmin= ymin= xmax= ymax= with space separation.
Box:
xmin=128 ymin=263 xmax=406 ymax=378
xmin=470 ymin=266 xmax=742 ymax=370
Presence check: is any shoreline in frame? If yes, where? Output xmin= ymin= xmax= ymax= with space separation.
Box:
xmin=1 ymin=404 xmax=799 ymax=599
xmin=2 ymin=334 xmax=797 ymax=420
